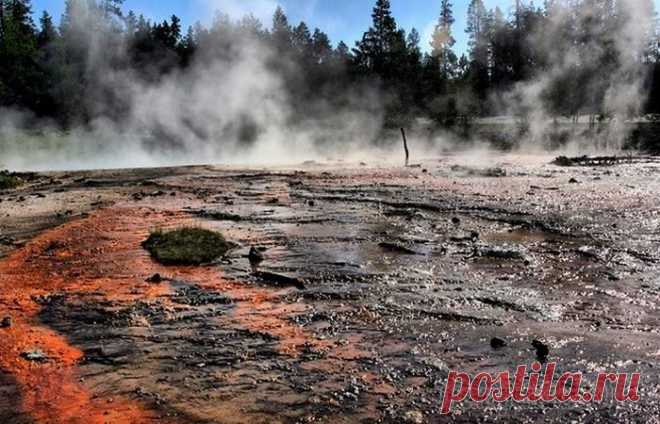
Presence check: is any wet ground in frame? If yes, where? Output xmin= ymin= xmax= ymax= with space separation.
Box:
xmin=0 ymin=154 xmax=659 ymax=423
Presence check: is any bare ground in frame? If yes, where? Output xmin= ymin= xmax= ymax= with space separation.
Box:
xmin=0 ymin=154 xmax=659 ymax=423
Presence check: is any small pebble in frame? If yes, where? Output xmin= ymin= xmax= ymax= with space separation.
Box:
xmin=1 ymin=316 xmax=11 ymax=328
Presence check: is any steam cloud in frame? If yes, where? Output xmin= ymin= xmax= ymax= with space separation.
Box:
xmin=500 ymin=0 xmax=655 ymax=153
xmin=1 ymin=8 xmax=387 ymax=171
xmin=0 ymin=0 xmax=656 ymax=171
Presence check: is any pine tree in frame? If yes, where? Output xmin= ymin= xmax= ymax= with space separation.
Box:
xmin=169 ymin=15 xmax=181 ymax=47
xmin=466 ymin=0 xmax=488 ymax=62
xmin=369 ymin=0 xmax=397 ymax=53
xmin=238 ymin=14 xmax=264 ymax=38
xmin=431 ymin=0 xmax=457 ymax=79
xmin=336 ymin=41 xmax=349 ymax=56
xmin=407 ymin=28 xmax=421 ymax=63
xmin=406 ymin=28 xmax=426 ymax=110
xmin=292 ymin=22 xmax=311 ymax=55
xmin=465 ymin=0 xmax=490 ymax=103
xmin=60 ymin=0 xmax=84 ymax=36
xmin=489 ymin=6 xmax=514 ymax=89
xmin=334 ymin=40 xmax=352 ymax=67
xmin=457 ymin=53 xmax=469 ymax=78
xmin=0 ymin=0 xmax=47 ymax=111
xmin=7 ymin=0 xmax=34 ymax=36
xmin=124 ymin=10 xmax=137 ymax=35
xmin=60 ymin=0 xmax=90 ymax=62
xmin=100 ymin=0 xmax=122 ymax=19
xmin=0 ymin=1 xmax=5 ymax=43
xmin=354 ymin=0 xmax=403 ymax=76
xmin=271 ymin=6 xmax=291 ymax=50
xmin=312 ymin=28 xmax=331 ymax=64
xmin=37 ymin=11 xmax=57 ymax=47
xmin=0 ymin=1 xmax=6 ymax=102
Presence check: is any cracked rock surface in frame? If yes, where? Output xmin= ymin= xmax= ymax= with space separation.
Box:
xmin=0 ymin=154 xmax=659 ymax=423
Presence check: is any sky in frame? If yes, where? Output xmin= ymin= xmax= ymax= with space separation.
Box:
xmin=30 ymin=0 xmax=660 ymax=55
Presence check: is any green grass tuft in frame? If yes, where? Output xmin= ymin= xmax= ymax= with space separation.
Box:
xmin=142 ymin=227 xmax=233 ymax=265
xmin=0 ymin=171 xmax=21 ymax=190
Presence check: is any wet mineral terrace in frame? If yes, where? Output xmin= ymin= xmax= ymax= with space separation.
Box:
xmin=0 ymin=154 xmax=659 ymax=423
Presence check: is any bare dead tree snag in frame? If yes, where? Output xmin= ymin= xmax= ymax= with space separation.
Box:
xmin=401 ymin=128 xmax=410 ymax=167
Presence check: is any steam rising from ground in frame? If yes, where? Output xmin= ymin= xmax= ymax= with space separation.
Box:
xmin=502 ymin=0 xmax=655 ymax=152
xmin=1 ymin=26 xmax=390 ymax=171
xmin=0 ymin=0 xmax=656 ymax=171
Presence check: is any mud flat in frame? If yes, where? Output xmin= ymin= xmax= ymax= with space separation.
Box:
xmin=0 ymin=154 xmax=659 ymax=423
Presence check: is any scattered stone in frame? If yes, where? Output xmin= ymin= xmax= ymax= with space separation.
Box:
xmin=195 ymin=210 xmax=243 ymax=222
xmin=569 ymin=178 xmax=580 ymax=184
xmin=378 ymin=242 xmax=419 ymax=255
xmin=83 ymin=346 xmax=134 ymax=365
xmin=0 ymin=235 xmax=15 ymax=246
xmin=530 ymin=184 xmax=560 ymax=191
xmin=490 ymin=337 xmax=507 ymax=349
xmin=451 ymin=165 xmax=507 ymax=178
xmin=482 ymin=167 xmax=507 ymax=178
xmin=403 ymin=410 xmax=424 ymax=424
xmin=478 ymin=247 xmax=526 ymax=261
xmin=172 ymin=285 xmax=232 ymax=306
xmin=553 ymin=155 xmax=658 ymax=167
xmin=553 ymin=156 xmax=574 ymax=167
xmin=1 ymin=316 xmax=11 ymax=328
xmin=384 ymin=209 xmax=418 ymax=218
xmin=532 ymin=340 xmax=550 ymax=363
xmin=450 ymin=231 xmax=480 ymax=243
xmin=21 ymin=349 xmax=49 ymax=363
xmin=254 ymin=271 xmax=305 ymax=290
xmin=83 ymin=179 xmax=106 ymax=187
xmin=308 ymin=200 xmax=315 ymax=207
xmin=132 ymin=190 xmax=168 ymax=200
xmin=146 ymin=273 xmax=163 ymax=284
xmin=248 ymin=246 xmax=265 ymax=264
xmin=576 ymin=246 xmax=602 ymax=261
xmin=451 ymin=217 xmax=461 ymax=225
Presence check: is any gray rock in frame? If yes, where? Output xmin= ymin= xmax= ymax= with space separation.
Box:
xmin=21 ymin=349 xmax=49 ymax=363
xmin=1 ymin=316 xmax=11 ymax=328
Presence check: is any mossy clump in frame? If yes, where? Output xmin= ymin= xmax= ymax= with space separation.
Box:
xmin=552 ymin=156 xmax=576 ymax=167
xmin=142 ymin=227 xmax=233 ymax=265
xmin=0 ymin=171 xmax=21 ymax=190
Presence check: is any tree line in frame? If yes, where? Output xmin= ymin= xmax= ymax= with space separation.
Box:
xmin=1 ymin=0 xmax=659 ymax=133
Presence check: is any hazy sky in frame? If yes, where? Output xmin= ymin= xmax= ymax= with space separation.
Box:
xmin=30 ymin=0 xmax=660 ymax=55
